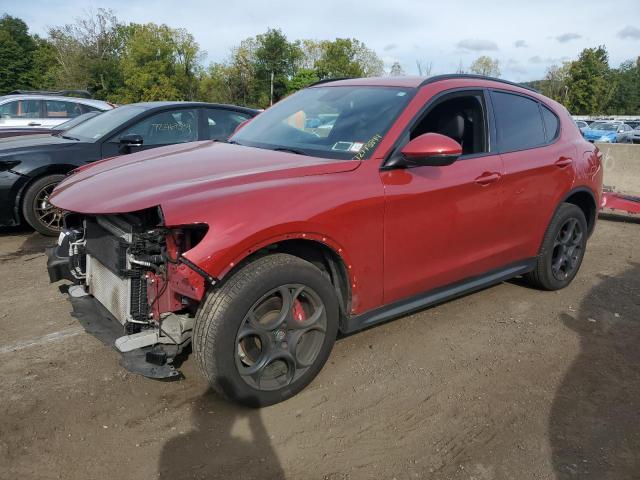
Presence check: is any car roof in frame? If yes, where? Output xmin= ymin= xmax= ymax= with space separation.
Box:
xmin=310 ymin=74 xmax=538 ymax=93
xmin=127 ymin=101 xmax=259 ymax=115
xmin=0 ymin=94 xmax=112 ymax=110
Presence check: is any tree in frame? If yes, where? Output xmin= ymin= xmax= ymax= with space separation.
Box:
xmin=565 ymin=46 xmax=611 ymax=115
xmin=416 ymin=60 xmax=432 ymax=77
xmin=540 ymin=63 xmax=570 ymax=103
xmin=254 ymin=29 xmax=301 ymax=105
xmin=287 ymin=68 xmax=320 ymax=93
xmin=314 ymin=38 xmax=383 ymax=79
xmin=389 ymin=61 xmax=405 ymax=76
xmin=469 ymin=56 xmax=500 ymax=77
xmin=0 ymin=15 xmax=38 ymax=93
xmin=606 ymin=58 xmax=640 ymax=115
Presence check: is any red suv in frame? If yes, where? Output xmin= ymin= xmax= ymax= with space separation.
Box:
xmin=47 ymin=75 xmax=603 ymax=406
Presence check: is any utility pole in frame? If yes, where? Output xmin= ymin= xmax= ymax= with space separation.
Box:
xmin=270 ymin=71 xmax=274 ymax=106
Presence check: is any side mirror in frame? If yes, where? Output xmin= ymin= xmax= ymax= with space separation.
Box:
xmin=119 ymin=133 xmax=143 ymax=148
xmin=398 ymin=133 xmax=462 ymax=167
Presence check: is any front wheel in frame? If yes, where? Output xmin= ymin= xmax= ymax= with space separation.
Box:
xmin=524 ymin=203 xmax=588 ymax=291
xmin=22 ymin=174 xmax=67 ymax=236
xmin=193 ymin=254 xmax=339 ymax=407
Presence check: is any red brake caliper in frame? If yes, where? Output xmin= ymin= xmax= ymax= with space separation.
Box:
xmin=292 ymin=299 xmax=307 ymax=323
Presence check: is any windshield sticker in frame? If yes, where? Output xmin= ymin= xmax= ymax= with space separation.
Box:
xmin=349 ymin=142 xmax=364 ymax=152
xmin=332 ymin=141 xmax=353 ymax=151
xmin=352 ymin=133 xmax=382 ymax=160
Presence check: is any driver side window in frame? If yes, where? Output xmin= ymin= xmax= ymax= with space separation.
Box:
xmin=117 ymin=109 xmax=198 ymax=146
xmin=409 ymin=91 xmax=488 ymax=156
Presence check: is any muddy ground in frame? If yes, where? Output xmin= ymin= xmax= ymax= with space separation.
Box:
xmin=1 ymin=216 xmax=639 ymax=480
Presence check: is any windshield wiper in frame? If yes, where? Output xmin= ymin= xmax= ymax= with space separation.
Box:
xmin=272 ymin=147 xmax=307 ymax=156
xmin=61 ymin=135 xmax=80 ymax=141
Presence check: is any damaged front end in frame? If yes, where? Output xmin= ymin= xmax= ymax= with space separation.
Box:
xmin=46 ymin=207 xmax=210 ymax=379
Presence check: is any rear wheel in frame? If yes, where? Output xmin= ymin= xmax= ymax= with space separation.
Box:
xmin=193 ymin=254 xmax=339 ymax=407
xmin=22 ymin=174 xmax=66 ymax=236
xmin=524 ymin=203 xmax=588 ymax=290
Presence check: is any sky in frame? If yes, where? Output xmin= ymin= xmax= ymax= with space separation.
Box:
xmin=3 ymin=0 xmax=640 ymax=82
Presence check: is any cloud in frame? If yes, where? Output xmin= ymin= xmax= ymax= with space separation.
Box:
xmin=514 ymin=40 xmax=528 ymax=48
xmin=456 ymin=39 xmax=498 ymax=52
xmin=617 ymin=25 xmax=640 ymax=40
xmin=555 ymin=32 xmax=581 ymax=43
xmin=383 ymin=43 xmax=398 ymax=51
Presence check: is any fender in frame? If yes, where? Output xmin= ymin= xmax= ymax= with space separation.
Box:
xmin=535 ymin=185 xmax=598 ymax=254
xmin=183 ymin=226 xmax=357 ymax=297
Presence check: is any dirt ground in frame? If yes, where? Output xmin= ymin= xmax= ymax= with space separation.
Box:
xmin=1 ymin=215 xmax=639 ymax=480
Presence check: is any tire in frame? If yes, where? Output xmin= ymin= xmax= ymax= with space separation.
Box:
xmin=193 ymin=253 xmax=339 ymax=407
xmin=524 ymin=203 xmax=588 ymax=291
xmin=22 ymin=174 xmax=67 ymax=236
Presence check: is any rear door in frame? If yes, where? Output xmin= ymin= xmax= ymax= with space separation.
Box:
xmin=490 ymin=90 xmax=576 ymax=263
xmin=41 ymin=100 xmax=85 ymax=127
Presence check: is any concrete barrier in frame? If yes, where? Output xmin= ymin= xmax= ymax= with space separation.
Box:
xmin=599 ymin=144 xmax=640 ymax=195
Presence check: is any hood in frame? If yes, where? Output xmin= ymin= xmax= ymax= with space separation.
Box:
xmin=51 ymin=141 xmax=360 ymax=215
xmin=0 ymin=134 xmax=79 ymax=151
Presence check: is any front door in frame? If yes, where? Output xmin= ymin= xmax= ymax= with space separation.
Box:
xmin=381 ymin=90 xmax=507 ymax=304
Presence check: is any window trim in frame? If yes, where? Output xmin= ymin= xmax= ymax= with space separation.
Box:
xmin=382 ymin=87 xmax=494 ymax=169
xmin=539 ymin=103 xmax=560 ymax=143
xmin=488 ymin=88 xmax=562 ymax=155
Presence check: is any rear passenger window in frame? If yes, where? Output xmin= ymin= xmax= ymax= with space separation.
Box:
xmin=541 ymin=105 xmax=560 ymax=141
xmin=491 ymin=91 xmax=545 ymax=152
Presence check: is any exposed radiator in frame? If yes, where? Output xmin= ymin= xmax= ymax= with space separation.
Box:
xmin=87 ymin=254 xmax=131 ymax=324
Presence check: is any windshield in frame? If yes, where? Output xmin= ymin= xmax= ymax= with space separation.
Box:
xmin=52 ymin=111 xmax=102 ymax=131
xmin=231 ymin=86 xmax=412 ymax=160
xmin=590 ymin=123 xmax=617 ymax=131
xmin=65 ymin=105 xmax=146 ymax=141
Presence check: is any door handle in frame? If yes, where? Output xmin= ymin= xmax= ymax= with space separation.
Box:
xmin=474 ymin=172 xmax=502 ymax=186
xmin=555 ymin=157 xmax=573 ymax=168
xmin=28 ymin=122 xmax=42 ymax=126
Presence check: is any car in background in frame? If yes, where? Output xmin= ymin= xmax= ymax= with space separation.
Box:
xmin=574 ymin=120 xmax=588 ymax=131
xmin=582 ymin=122 xmax=633 ymax=143
xmin=626 ymin=120 xmax=640 ymax=130
xmin=0 ymin=94 xmax=113 ymax=129
xmin=0 ymin=102 xmax=258 ymax=235
xmin=630 ymin=128 xmax=640 ymax=144
xmin=0 ymin=111 xmax=102 ymax=139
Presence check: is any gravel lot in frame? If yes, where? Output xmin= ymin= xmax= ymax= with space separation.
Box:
xmin=1 ymin=215 xmax=639 ymax=480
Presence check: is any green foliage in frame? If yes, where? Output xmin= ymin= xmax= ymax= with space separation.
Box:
xmin=469 ymin=56 xmax=500 ymax=77
xmin=0 ymin=15 xmax=38 ymax=93
xmin=565 ymin=46 xmax=611 ymax=115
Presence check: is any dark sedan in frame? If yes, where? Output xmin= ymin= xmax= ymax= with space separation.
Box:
xmin=0 ymin=102 xmax=258 ymax=235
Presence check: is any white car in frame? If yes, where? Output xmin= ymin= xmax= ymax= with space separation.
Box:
xmin=0 ymin=94 xmax=113 ymax=129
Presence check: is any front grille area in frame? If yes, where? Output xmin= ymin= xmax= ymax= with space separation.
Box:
xmin=87 ymin=254 xmax=131 ymax=324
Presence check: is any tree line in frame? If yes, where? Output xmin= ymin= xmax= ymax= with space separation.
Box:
xmin=526 ymin=47 xmax=639 ymax=116
xmin=0 ymin=10 xmax=637 ymax=114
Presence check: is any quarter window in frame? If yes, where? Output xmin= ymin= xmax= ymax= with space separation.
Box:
xmin=491 ymin=91 xmax=545 ymax=152
xmin=541 ymin=105 xmax=560 ymax=141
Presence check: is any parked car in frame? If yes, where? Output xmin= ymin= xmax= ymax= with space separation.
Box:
xmin=0 ymin=102 xmax=258 ymax=235
xmin=46 ymin=75 xmax=602 ymax=406
xmin=582 ymin=122 xmax=633 ymax=143
xmin=0 ymin=111 xmax=102 ymax=139
xmin=0 ymin=94 xmax=113 ymax=129
xmin=630 ymin=128 xmax=640 ymax=144
xmin=574 ymin=120 xmax=588 ymax=131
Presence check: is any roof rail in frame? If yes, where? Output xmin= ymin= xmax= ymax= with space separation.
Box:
xmin=307 ymin=77 xmax=352 ymax=87
xmin=8 ymin=89 xmax=93 ymax=99
xmin=419 ymin=74 xmax=539 ymax=93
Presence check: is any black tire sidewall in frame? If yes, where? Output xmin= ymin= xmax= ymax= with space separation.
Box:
xmin=540 ymin=204 xmax=588 ymax=290
xmin=200 ymin=256 xmax=339 ymax=407
xmin=22 ymin=174 xmax=66 ymax=236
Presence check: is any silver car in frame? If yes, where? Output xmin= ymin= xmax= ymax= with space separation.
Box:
xmin=0 ymin=94 xmax=113 ymax=129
